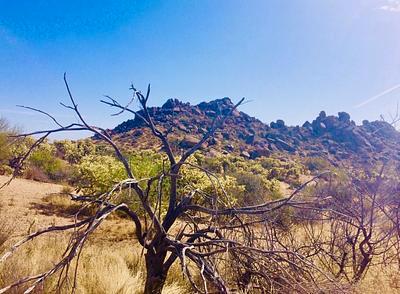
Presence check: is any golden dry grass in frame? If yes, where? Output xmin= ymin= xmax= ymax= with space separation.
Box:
xmin=0 ymin=233 xmax=189 ymax=293
xmin=355 ymin=265 xmax=400 ymax=294
xmin=0 ymin=176 xmax=189 ymax=293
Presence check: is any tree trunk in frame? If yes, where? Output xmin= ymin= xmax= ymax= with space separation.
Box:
xmin=144 ymin=248 xmax=168 ymax=294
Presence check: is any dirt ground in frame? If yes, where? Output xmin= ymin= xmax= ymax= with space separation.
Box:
xmin=0 ymin=176 xmax=71 ymax=236
xmin=0 ymin=175 xmax=135 ymax=245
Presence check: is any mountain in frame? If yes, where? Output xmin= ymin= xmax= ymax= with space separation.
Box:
xmin=104 ymin=98 xmax=400 ymax=166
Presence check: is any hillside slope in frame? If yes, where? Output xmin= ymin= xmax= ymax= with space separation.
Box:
xmin=104 ymin=98 xmax=400 ymax=166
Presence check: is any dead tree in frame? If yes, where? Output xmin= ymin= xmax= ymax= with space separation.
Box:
xmin=0 ymin=75 xmax=340 ymax=294
xmin=301 ymin=165 xmax=400 ymax=284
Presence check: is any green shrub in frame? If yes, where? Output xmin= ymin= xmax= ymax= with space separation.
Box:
xmin=54 ymin=139 xmax=96 ymax=164
xmin=235 ymin=171 xmax=281 ymax=205
xmin=0 ymin=133 xmax=10 ymax=164
xmin=77 ymin=154 xmax=127 ymax=194
xmin=0 ymin=165 xmax=12 ymax=176
xmin=74 ymin=150 xmax=306 ymax=212
xmin=304 ymin=157 xmax=331 ymax=173
xmin=26 ymin=142 xmax=73 ymax=182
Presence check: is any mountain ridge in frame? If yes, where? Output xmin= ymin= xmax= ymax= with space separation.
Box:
xmin=104 ymin=97 xmax=400 ymax=166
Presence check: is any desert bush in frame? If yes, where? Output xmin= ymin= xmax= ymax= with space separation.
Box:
xmin=23 ymin=165 xmax=50 ymax=182
xmin=0 ymin=134 xmax=10 ymax=165
xmin=75 ymin=150 xmax=300 ymax=212
xmin=0 ymin=118 xmax=36 ymax=176
xmin=194 ymin=153 xmax=303 ymax=202
xmin=75 ymin=151 xmax=245 ymax=215
xmin=54 ymin=139 xmax=96 ymax=164
xmin=179 ymin=156 xmax=245 ymax=206
xmin=0 ymin=117 xmax=16 ymax=168
xmin=76 ymin=152 xmax=169 ymax=216
xmin=23 ymin=141 xmax=76 ymax=182
xmin=235 ymin=171 xmax=281 ymax=205
xmin=199 ymin=153 xmax=303 ymax=189
xmin=304 ymin=156 xmax=331 ymax=173
xmin=77 ymin=154 xmax=127 ymax=193
xmin=0 ymin=165 xmax=12 ymax=176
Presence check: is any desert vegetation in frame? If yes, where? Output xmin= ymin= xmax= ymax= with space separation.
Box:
xmin=0 ymin=79 xmax=399 ymax=294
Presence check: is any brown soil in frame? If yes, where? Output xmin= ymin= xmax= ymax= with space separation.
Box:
xmin=0 ymin=176 xmax=71 ymax=237
xmin=0 ymin=176 xmax=135 ymax=243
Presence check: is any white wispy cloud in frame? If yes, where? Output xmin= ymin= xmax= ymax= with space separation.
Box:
xmin=355 ymin=83 xmax=400 ymax=108
xmin=380 ymin=0 xmax=400 ymax=12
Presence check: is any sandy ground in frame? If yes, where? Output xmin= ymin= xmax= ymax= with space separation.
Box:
xmin=0 ymin=175 xmax=72 ymax=237
xmin=0 ymin=176 xmax=135 ymax=244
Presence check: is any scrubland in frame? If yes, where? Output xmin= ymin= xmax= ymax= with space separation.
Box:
xmin=1 ymin=175 xmax=399 ymax=293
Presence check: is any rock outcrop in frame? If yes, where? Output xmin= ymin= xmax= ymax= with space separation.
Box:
xmin=104 ymin=98 xmax=400 ymax=166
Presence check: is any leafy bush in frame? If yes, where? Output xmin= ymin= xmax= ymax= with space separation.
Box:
xmin=235 ymin=171 xmax=281 ymax=205
xmin=77 ymin=154 xmax=127 ymax=193
xmin=75 ymin=151 xmax=246 ymax=214
xmin=196 ymin=153 xmax=303 ymax=201
xmin=75 ymin=152 xmax=167 ymax=215
xmin=26 ymin=142 xmax=74 ymax=182
xmin=180 ymin=158 xmax=245 ymax=207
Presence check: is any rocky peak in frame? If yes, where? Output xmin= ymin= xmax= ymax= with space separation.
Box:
xmin=197 ymin=97 xmax=234 ymax=115
xmin=162 ymin=98 xmax=183 ymax=109
xmin=107 ymin=98 xmax=400 ymax=166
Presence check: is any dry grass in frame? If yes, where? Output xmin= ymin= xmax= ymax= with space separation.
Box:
xmin=0 ymin=175 xmax=189 ymax=293
xmin=0 ymin=232 xmax=189 ymax=294
xmin=1 ymin=176 xmax=399 ymax=293
xmin=0 ymin=218 xmax=14 ymax=253
xmin=2 ymin=226 xmax=399 ymax=294
xmin=356 ymin=265 xmax=400 ymax=294
xmin=41 ymin=193 xmax=93 ymax=217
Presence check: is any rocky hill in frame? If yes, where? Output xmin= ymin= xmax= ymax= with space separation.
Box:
xmin=105 ymin=98 xmax=400 ymax=166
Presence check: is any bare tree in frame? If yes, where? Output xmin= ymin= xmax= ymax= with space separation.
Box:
xmin=301 ymin=165 xmax=400 ymax=284
xmin=1 ymin=75 xmax=343 ymax=294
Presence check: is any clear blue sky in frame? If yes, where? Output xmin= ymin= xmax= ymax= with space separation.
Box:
xmin=1 ymin=0 xmax=400 ymax=139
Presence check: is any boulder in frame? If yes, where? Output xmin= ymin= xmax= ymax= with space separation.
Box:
xmin=249 ymin=149 xmax=271 ymax=159
xmin=222 ymin=132 xmax=230 ymax=140
xmin=270 ymin=119 xmax=286 ymax=129
xmin=179 ymin=136 xmax=199 ymax=148
xmin=276 ymin=119 xmax=285 ymax=128
xmin=275 ymin=138 xmax=296 ymax=152
xmin=198 ymin=97 xmax=234 ymax=114
xmin=338 ymin=112 xmax=351 ymax=123
xmin=224 ymin=144 xmax=235 ymax=152
xmin=245 ymin=134 xmax=255 ymax=144
xmin=132 ymin=130 xmax=143 ymax=137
